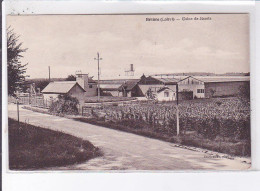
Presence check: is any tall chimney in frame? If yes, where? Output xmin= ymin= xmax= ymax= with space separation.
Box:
xmin=130 ymin=64 xmax=134 ymax=71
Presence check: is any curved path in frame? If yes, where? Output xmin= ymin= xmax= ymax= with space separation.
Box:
xmin=8 ymin=104 xmax=250 ymax=170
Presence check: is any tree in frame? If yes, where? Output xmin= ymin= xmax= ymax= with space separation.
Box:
xmin=66 ymin=74 xmax=76 ymax=81
xmin=7 ymin=27 xmax=28 ymax=96
xmin=145 ymin=88 xmax=157 ymax=100
xmin=209 ymin=89 xmax=216 ymax=98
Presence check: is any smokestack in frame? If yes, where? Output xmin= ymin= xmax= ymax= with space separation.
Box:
xmin=48 ymin=66 xmax=50 ymax=82
xmin=130 ymin=64 xmax=134 ymax=71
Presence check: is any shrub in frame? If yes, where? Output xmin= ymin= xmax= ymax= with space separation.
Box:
xmin=49 ymin=95 xmax=79 ymax=115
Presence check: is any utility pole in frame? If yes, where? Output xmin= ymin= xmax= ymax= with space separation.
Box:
xmin=48 ymin=66 xmax=51 ymax=82
xmin=94 ymin=52 xmax=102 ymax=102
xmin=176 ymin=84 xmax=180 ymax=136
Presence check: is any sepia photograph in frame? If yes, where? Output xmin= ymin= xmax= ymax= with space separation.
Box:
xmin=6 ymin=13 xmax=251 ymax=171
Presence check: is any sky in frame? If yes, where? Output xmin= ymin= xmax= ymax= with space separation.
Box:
xmin=7 ymin=14 xmax=250 ymax=79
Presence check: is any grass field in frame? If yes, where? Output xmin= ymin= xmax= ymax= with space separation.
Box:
xmin=8 ymin=118 xmax=102 ymax=170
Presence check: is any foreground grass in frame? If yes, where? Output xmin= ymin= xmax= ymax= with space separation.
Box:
xmin=9 ymin=118 xmax=102 ymax=170
xmin=75 ymin=117 xmax=250 ymax=157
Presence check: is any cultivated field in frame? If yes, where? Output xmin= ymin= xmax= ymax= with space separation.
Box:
xmin=79 ymin=97 xmax=250 ymax=156
xmin=84 ymin=96 xmax=136 ymax=103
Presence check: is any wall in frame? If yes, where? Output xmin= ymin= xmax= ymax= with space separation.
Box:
xmin=68 ymin=85 xmax=86 ymax=102
xmin=204 ymin=81 xmax=249 ymax=98
xmin=84 ymin=83 xmax=97 ymax=96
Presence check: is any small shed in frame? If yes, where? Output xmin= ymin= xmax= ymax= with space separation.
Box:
xmin=41 ymin=81 xmax=86 ymax=101
xmin=156 ymin=87 xmax=176 ymax=101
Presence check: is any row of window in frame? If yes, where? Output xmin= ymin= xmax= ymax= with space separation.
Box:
xmin=197 ymin=89 xmax=205 ymax=93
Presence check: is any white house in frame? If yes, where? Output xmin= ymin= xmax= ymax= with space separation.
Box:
xmin=156 ymin=87 xmax=176 ymax=101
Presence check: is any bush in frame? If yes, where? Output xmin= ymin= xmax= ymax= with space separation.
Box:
xmin=49 ymin=95 xmax=79 ymax=115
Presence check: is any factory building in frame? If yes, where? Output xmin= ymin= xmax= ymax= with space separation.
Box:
xmin=135 ymin=75 xmax=250 ymax=100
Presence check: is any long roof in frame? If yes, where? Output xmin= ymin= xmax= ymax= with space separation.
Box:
xmin=194 ymin=76 xmax=250 ymax=83
xmin=152 ymin=75 xmax=250 ymax=83
xmin=42 ymin=81 xmax=85 ymax=94
xmin=139 ymin=76 xmax=178 ymax=85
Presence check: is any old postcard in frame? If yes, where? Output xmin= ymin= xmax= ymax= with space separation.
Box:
xmin=6 ymin=14 xmax=250 ymax=171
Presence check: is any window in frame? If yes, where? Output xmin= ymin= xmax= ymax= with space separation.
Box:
xmin=89 ymin=85 xmax=93 ymax=88
xmin=164 ymin=91 xmax=169 ymax=97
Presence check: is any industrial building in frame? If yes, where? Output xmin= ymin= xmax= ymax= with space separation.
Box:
xmin=127 ymin=75 xmax=250 ymax=100
xmin=197 ymin=76 xmax=250 ymax=98
xmin=175 ymin=76 xmax=250 ymax=98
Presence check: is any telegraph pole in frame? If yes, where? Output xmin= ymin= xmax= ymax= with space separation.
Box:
xmin=94 ymin=52 xmax=102 ymax=102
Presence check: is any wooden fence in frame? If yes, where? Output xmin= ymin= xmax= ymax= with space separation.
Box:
xmin=8 ymin=96 xmax=52 ymax=109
